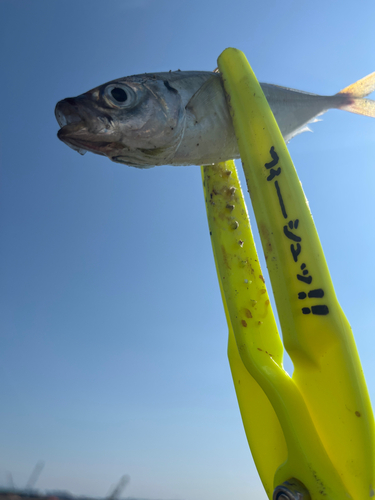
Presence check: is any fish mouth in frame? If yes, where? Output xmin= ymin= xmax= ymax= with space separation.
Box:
xmin=55 ymin=99 xmax=89 ymax=155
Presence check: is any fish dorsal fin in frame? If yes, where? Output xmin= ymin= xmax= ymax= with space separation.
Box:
xmin=186 ymin=74 xmax=227 ymax=123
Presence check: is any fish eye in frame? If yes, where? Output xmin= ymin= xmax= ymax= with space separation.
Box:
xmin=104 ymin=84 xmax=137 ymax=108
xmin=111 ymin=87 xmax=127 ymax=102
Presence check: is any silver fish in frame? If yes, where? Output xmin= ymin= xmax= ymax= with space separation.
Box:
xmin=55 ymin=71 xmax=375 ymax=168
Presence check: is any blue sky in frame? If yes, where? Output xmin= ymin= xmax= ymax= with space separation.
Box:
xmin=1 ymin=1 xmax=375 ymax=499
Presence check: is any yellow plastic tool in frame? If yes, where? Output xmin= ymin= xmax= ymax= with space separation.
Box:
xmin=201 ymin=48 xmax=375 ymax=499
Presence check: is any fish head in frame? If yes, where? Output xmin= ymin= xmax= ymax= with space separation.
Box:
xmin=55 ymin=75 xmax=186 ymax=168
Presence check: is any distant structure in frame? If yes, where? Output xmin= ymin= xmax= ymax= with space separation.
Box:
xmin=25 ymin=462 xmax=45 ymax=491
xmin=0 ymin=465 xmax=129 ymax=500
xmin=107 ymin=475 xmax=130 ymax=500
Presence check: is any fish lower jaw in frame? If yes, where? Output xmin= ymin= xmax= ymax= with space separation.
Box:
xmin=57 ymin=124 xmax=90 ymax=155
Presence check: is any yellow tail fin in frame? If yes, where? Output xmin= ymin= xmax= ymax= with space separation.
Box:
xmin=336 ymin=71 xmax=375 ymax=117
xmin=337 ymin=71 xmax=375 ymax=97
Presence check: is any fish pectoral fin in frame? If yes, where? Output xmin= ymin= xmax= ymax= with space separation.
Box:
xmin=186 ymin=75 xmax=225 ymax=123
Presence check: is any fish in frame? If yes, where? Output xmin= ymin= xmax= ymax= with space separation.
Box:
xmin=55 ymin=70 xmax=375 ymax=168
